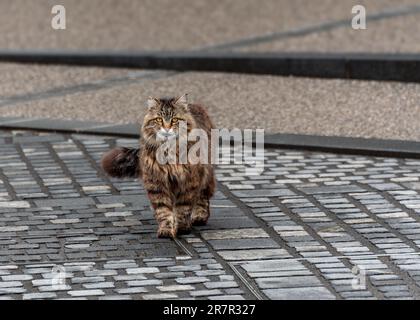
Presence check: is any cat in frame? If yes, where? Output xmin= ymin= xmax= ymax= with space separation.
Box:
xmin=101 ymin=94 xmax=215 ymax=238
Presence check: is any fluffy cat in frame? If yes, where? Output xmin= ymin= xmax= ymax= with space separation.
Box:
xmin=101 ymin=94 xmax=215 ymax=238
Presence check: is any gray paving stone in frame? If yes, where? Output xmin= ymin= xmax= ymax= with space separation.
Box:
xmin=176 ymin=277 xmax=210 ymax=284
xmin=155 ymin=272 xmax=185 ymax=279
xmin=83 ymin=282 xmax=115 ymax=289
xmin=38 ymin=285 xmax=71 ymax=292
xmin=255 ymin=276 xmax=322 ymax=289
xmin=115 ymin=287 xmax=148 ymax=294
xmin=0 ymin=287 xmax=26 ymax=294
xmin=190 ymin=289 xmax=223 ymax=297
xmin=68 ymin=289 xmax=105 ymax=297
xmin=209 ymin=295 xmax=245 ymax=300
xmin=2 ymin=274 xmax=33 ymax=281
xmin=299 ymin=185 xmax=365 ymax=194
xmin=232 ymin=189 xmax=295 ymax=198
xmin=34 ymin=198 xmax=95 ymax=207
xmin=23 ymin=292 xmax=57 ymax=299
xmin=71 ymin=277 xmax=105 ymax=284
xmin=242 ymin=259 xmax=307 ymax=273
xmin=201 ymin=228 xmax=269 ymax=240
xmin=143 ymin=293 xmax=178 ymax=300
xmin=157 ymin=285 xmax=195 ymax=292
xmin=0 ymin=281 xmax=23 ymax=288
xmin=126 ymin=267 xmax=159 ymax=274
xmin=99 ymin=295 xmax=132 ymax=300
xmin=263 ymin=287 xmax=336 ymax=300
xmin=96 ymin=195 xmax=149 ymax=205
xmin=127 ymin=279 xmax=163 ymax=287
xmin=208 ymin=238 xmax=278 ymax=250
xmin=218 ymin=249 xmax=289 ymax=261
xmin=113 ymin=274 xmax=147 ymax=281
xmin=84 ymin=270 xmax=118 ymax=277
xmin=204 ymin=281 xmax=239 ymax=289
xmin=195 ymin=270 xmax=225 ymax=277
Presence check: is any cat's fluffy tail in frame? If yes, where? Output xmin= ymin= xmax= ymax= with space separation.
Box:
xmin=101 ymin=147 xmax=141 ymax=178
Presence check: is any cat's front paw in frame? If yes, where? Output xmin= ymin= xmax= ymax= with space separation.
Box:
xmin=157 ymin=225 xmax=178 ymax=238
xmin=156 ymin=213 xmax=178 ymax=238
xmin=192 ymin=207 xmax=209 ymax=226
xmin=177 ymin=220 xmax=192 ymax=235
xmin=192 ymin=217 xmax=208 ymax=226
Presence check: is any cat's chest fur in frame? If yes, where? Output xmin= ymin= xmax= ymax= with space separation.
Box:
xmin=140 ymin=152 xmax=202 ymax=192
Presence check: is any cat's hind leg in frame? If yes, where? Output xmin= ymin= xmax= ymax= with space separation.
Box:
xmin=192 ymin=173 xmax=215 ymax=226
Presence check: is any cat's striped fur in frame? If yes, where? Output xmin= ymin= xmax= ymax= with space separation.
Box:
xmin=101 ymin=95 xmax=215 ymax=238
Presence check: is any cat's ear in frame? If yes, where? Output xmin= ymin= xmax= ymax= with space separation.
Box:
xmin=147 ymin=97 xmax=159 ymax=110
xmin=175 ymin=94 xmax=188 ymax=108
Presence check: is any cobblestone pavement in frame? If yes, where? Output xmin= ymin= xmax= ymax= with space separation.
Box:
xmin=1 ymin=129 xmax=420 ymax=300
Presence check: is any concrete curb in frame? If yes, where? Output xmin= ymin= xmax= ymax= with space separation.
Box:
xmin=1 ymin=50 xmax=420 ymax=82
xmin=1 ymin=116 xmax=420 ymax=159
xmin=0 ymin=117 xmax=139 ymax=137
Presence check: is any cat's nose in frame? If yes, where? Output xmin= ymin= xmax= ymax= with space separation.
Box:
xmin=160 ymin=129 xmax=172 ymax=136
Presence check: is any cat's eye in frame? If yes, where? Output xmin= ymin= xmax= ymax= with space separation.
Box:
xmin=155 ymin=118 xmax=163 ymax=124
xmin=172 ymin=118 xmax=184 ymax=124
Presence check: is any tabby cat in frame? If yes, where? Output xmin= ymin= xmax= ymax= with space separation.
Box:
xmin=101 ymin=94 xmax=215 ymax=238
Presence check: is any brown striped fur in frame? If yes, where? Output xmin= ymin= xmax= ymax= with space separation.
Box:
xmin=101 ymin=95 xmax=215 ymax=238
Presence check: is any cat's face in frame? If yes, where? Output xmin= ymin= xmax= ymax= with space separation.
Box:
xmin=142 ymin=95 xmax=195 ymax=145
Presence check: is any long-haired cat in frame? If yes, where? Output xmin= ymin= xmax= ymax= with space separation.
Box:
xmin=101 ymin=94 xmax=215 ymax=238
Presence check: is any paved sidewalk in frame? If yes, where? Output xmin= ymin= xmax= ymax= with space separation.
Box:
xmin=1 ymin=129 xmax=420 ymax=299
xmin=1 ymin=64 xmax=420 ymax=141
xmin=2 ymin=1 xmax=420 ymax=142
xmin=2 ymin=0 xmax=418 ymax=51
xmin=236 ymin=13 xmax=420 ymax=53
xmin=0 ymin=63 xmax=131 ymax=97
